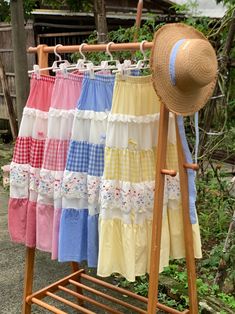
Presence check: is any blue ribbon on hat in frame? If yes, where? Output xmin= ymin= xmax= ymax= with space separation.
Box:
xmin=169 ymin=38 xmax=199 ymax=224
xmin=169 ymin=38 xmax=186 ymax=86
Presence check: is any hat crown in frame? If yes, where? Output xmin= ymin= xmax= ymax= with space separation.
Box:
xmin=175 ymin=39 xmax=217 ymax=91
xmin=151 ymin=23 xmax=218 ymax=116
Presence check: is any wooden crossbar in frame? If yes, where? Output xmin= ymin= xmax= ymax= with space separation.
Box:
xmin=69 ymin=279 xmax=147 ymax=314
xmin=46 ymin=292 xmax=94 ymax=313
xmin=59 ymin=285 xmax=123 ymax=314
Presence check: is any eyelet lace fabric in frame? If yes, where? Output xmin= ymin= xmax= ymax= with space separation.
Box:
xmin=10 ymin=163 xmax=29 ymax=187
xmin=100 ymin=174 xmax=181 ymax=215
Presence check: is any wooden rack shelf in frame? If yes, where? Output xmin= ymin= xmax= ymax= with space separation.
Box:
xmin=26 ymin=269 xmax=189 ymax=314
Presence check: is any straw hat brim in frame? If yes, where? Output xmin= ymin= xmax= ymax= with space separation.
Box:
xmin=151 ymin=23 xmax=217 ymax=116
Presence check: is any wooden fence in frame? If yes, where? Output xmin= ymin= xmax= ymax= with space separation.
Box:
xmin=0 ymin=22 xmax=91 ymax=127
xmin=0 ymin=22 xmax=35 ymax=126
xmin=0 ymin=73 xmax=16 ymax=121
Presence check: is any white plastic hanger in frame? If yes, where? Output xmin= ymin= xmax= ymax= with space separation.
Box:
xmin=64 ymin=43 xmax=96 ymax=78
xmin=122 ymin=40 xmax=150 ymax=72
xmin=28 ymin=44 xmax=70 ymax=75
xmin=136 ymin=40 xmax=150 ymax=70
xmin=99 ymin=42 xmax=120 ymax=71
xmin=113 ymin=41 xmax=149 ymax=78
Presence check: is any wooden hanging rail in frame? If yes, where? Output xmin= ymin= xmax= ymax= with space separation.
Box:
xmin=27 ymin=41 xmax=153 ymax=54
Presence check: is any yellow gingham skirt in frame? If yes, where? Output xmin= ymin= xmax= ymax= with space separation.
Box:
xmin=97 ymin=74 xmax=202 ymax=282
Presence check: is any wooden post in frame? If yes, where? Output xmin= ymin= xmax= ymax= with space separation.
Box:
xmin=10 ymin=0 xmax=29 ymax=124
xmin=0 ymin=55 xmax=18 ymax=139
xmin=175 ymin=117 xmax=199 ymax=314
xmin=133 ymin=0 xmax=143 ymax=42
xmin=94 ymin=0 xmax=108 ymax=43
xmin=147 ymin=104 xmax=170 ymax=313
xmin=36 ymin=45 xmax=49 ymax=75
xmin=22 ymin=248 xmax=35 ymax=314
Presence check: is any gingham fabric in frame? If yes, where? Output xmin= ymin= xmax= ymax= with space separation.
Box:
xmin=13 ymin=137 xmax=46 ymax=168
xmin=59 ymin=73 xmax=115 ymax=267
xmin=42 ymin=139 xmax=70 ymax=171
xmin=30 ymin=139 xmax=46 ymax=168
xmin=8 ymin=74 xmax=55 ymax=247
xmin=104 ymin=147 xmax=156 ymax=182
xmin=13 ymin=137 xmax=32 ymax=164
xmin=66 ymin=141 xmax=105 ymax=177
xmin=36 ymin=72 xmax=84 ymax=256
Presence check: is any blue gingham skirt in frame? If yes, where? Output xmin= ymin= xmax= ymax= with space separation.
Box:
xmin=59 ymin=73 xmax=115 ymax=267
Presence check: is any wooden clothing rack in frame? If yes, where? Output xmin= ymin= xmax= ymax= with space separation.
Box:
xmin=22 ymin=42 xmax=199 ymax=314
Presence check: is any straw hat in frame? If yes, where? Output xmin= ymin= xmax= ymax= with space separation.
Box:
xmin=151 ymin=23 xmax=218 ymax=116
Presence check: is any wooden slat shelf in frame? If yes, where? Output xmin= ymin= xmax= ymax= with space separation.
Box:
xmin=25 ymin=269 xmax=189 ymax=314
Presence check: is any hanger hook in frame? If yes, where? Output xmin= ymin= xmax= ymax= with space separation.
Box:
xmin=54 ymin=44 xmax=62 ymax=61
xmin=106 ymin=42 xmax=114 ymax=61
xmin=140 ymin=40 xmax=147 ymax=60
xmin=79 ymin=43 xmax=88 ymax=61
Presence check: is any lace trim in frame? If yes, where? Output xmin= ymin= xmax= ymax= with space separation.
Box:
xmin=29 ymin=167 xmax=41 ymax=192
xmin=10 ymin=162 xmax=29 ymax=187
xmin=108 ymin=112 xmax=174 ymax=123
xmin=87 ymin=175 xmax=101 ymax=204
xmin=62 ymin=171 xmax=87 ymax=199
xmin=31 ymin=168 xmax=64 ymax=198
xmin=23 ymin=107 xmax=48 ymax=119
xmin=38 ymin=169 xmax=55 ymax=197
xmin=100 ymin=174 xmax=180 ymax=214
xmin=54 ymin=173 xmax=65 ymax=199
xmin=74 ymin=110 xmax=109 ymax=121
xmin=62 ymin=171 xmax=101 ymax=204
xmin=49 ymin=108 xmax=75 ymax=118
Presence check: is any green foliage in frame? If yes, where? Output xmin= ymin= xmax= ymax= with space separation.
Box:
xmin=128 ymin=165 xmax=235 ymax=311
xmin=0 ymin=0 xmax=10 ymax=22
xmin=196 ymin=169 xmax=233 ymax=243
xmin=218 ymin=293 xmax=235 ymax=309
xmin=0 ymin=0 xmax=92 ymax=21
xmin=216 ymin=0 xmax=235 ymax=8
xmin=23 ymin=0 xmax=38 ymax=19
xmin=170 ymin=0 xmax=201 ymax=16
xmin=133 ymin=275 xmax=149 ymax=297
xmin=130 ymin=258 xmax=235 ymax=311
xmin=72 ymin=17 xmax=164 ymax=67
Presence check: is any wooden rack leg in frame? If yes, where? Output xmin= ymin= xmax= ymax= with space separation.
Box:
xmin=175 ymin=119 xmax=199 ymax=314
xmin=71 ymin=262 xmax=84 ymax=306
xmin=147 ymin=104 xmax=170 ymax=313
xmin=147 ymin=105 xmax=199 ymax=314
xmin=22 ymin=247 xmax=35 ymax=314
